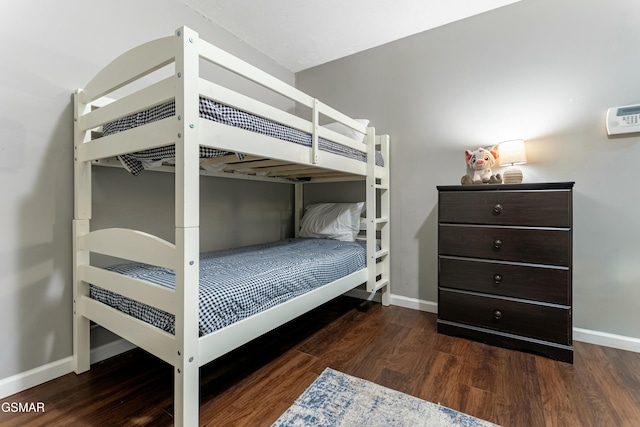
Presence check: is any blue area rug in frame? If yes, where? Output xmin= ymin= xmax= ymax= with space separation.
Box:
xmin=272 ymin=368 xmax=500 ymax=427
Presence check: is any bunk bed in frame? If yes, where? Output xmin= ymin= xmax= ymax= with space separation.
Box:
xmin=73 ymin=26 xmax=390 ymax=427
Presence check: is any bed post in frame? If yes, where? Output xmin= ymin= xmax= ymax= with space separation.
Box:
xmin=73 ymin=90 xmax=91 ymax=374
xmin=173 ymin=26 xmax=201 ymax=427
xmin=294 ymin=183 xmax=303 ymax=237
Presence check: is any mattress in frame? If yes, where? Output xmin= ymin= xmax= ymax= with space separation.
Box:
xmin=102 ymin=98 xmax=384 ymax=176
xmin=89 ymin=238 xmax=367 ymax=336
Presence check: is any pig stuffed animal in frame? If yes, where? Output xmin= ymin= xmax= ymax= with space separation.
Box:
xmin=461 ymin=146 xmax=502 ymax=185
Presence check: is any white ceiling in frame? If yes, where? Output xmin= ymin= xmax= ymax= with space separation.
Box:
xmin=182 ymin=0 xmax=521 ymax=72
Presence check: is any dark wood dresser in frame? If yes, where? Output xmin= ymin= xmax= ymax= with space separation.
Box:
xmin=437 ymin=182 xmax=574 ymax=363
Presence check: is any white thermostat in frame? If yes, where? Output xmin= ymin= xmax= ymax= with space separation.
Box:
xmin=606 ymin=104 xmax=640 ymax=135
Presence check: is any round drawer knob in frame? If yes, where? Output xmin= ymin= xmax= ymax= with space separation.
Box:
xmin=493 ymin=310 xmax=502 ymax=320
xmin=493 ymin=273 xmax=503 ymax=284
xmin=493 ymin=204 xmax=503 ymax=214
xmin=493 ymin=239 xmax=503 ymax=249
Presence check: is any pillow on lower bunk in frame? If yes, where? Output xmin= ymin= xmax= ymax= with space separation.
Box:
xmin=299 ymin=202 xmax=365 ymax=242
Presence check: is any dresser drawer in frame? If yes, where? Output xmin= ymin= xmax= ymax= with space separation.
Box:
xmin=439 ymin=224 xmax=570 ymax=266
xmin=438 ymin=290 xmax=571 ymax=345
xmin=439 ymin=190 xmax=571 ymax=227
xmin=439 ymin=257 xmax=570 ymax=304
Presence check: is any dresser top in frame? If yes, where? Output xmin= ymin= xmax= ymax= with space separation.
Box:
xmin=437 ymin=182 xmax=575 ymax=192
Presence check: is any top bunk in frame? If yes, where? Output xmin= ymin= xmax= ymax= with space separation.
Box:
xmin=74 ymin=26 xmax=389 ymax=184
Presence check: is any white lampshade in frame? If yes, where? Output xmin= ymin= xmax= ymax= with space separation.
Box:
xmin=499 ymin=139 xmax=527 ymax=166
xmin=499 ymin=139 xmax=527 ymax=184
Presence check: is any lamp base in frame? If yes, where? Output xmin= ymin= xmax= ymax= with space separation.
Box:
xmin=503 ymin=166 xmax=523 ymax=184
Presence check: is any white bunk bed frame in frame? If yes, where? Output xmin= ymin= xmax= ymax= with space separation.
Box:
xmin=73 ymin=26 xmax=390 ymax=427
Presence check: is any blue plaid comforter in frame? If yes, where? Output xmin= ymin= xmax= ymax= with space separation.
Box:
xmin=102 ymin=98 xmax=383 ymax=176
xmin=89 ymin=238 xmax=367 ymax=336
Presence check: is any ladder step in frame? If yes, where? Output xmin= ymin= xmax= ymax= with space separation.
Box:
xmin=361 ymin=219 xmax=389 ymax=231
xmin=374 ymin=278 xmax=389 ymax=291
xmin=366 ymin=277 xmax=389 ymax=293
xmin=375 ymin=249 xmax=389 ymax=258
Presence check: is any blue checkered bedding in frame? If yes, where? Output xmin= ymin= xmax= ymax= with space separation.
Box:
xmin=89 ymin=238 xmax=367 ymax=336
xmin=102 ymin=98 xmax=384 ymax=176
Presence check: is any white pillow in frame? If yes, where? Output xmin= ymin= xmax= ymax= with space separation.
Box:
xmin=323 ymin=119 xmax=369 ymax=143
xmin=299 ymin=202 xmax=365 ymax=242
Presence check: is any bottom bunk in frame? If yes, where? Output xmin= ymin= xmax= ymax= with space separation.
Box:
xmin=74 ymin=195 xmax=388 ymax=427
xmin=89 ymin=237 xmax=368 ymax=337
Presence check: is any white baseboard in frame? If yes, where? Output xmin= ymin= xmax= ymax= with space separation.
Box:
xmin=390 ymin=294 xmax=438 ymax=313
xmin=89 ymin=338 xmax=136 ymax=365
xmin=0 ymin=338 xmax=136 ymax=400
xmin=0 ymin=356 xmax=73 ymax=400
xmin=344 ymin=290 xmax=438 ymax=314
xmin=573 ymin=327 xmax=640 ymax=354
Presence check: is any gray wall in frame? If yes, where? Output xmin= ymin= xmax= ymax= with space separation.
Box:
xmin=297 ymin=0 xmax=640 ymax=339
xmin=0 ymin=0 xmax=295 ymax=381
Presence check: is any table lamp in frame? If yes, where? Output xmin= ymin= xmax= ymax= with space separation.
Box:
xmin=499 ymin=139 xmax=527 ymax=184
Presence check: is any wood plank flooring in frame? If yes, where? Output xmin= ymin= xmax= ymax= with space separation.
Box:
xmin=1 ymin=296 xmax=639 ymax=426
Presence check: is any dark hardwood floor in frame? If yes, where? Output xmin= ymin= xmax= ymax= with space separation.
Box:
xmin=2 ymin=297 xmax=639 ymax=426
